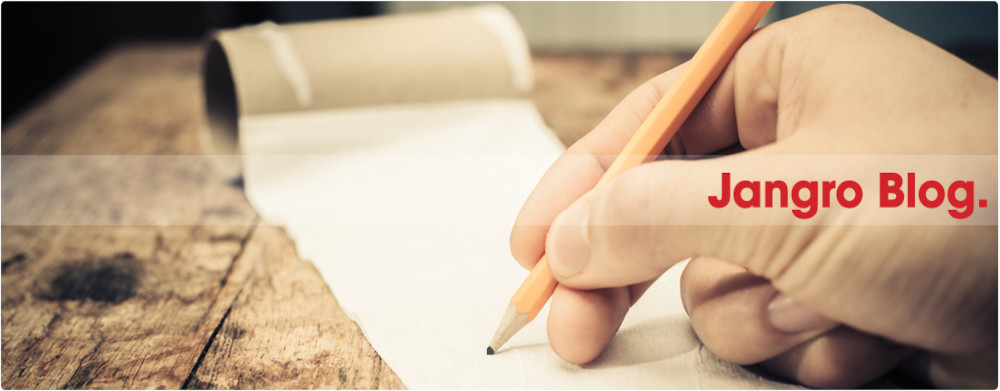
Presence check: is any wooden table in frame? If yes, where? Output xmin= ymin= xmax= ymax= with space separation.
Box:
xmin=1 ymin=42 xmax=683 ymax=389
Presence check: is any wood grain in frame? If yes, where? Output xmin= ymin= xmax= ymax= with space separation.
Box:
xmin=2 ymin=43 xmax=205 ymax=155
xmin=532 ymin=52 xmax=686 ymax=146
xmin=1 ymin=42 xmax=685 ymax=389
xmin=186 ymin=225 xmax=404 ymax=389
xmin=1 ymin=42 xmax=401 ymax=389
xmin=1 ymin=224 xmax=255 ymax=389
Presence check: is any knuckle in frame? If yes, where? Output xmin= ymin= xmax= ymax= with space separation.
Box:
xmin=795 ymin=3 xmax=878 ymax=26
xmin=819 ymin=3 xmax=877 ymax=19
xmin=770 ymin=4 xmax=881 ymax=51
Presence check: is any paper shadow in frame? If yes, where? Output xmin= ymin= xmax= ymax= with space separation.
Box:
xmin=584 ymin=314 xmax=702 ymax=369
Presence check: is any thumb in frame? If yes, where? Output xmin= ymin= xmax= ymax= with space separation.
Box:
xmin=544 ymin=143 xmax=815 ymax=289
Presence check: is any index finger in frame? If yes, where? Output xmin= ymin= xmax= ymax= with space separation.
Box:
xmin=510 ymin=61 xmax=742 ymax=270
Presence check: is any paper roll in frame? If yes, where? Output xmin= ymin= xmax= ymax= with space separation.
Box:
xmin=201 ymin=4 xmax=534 ymax=175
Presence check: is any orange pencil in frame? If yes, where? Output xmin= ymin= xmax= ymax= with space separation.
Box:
xmin=487 ymin=1 xmax=775 ymax=355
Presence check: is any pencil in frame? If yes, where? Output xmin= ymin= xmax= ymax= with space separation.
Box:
xmin=487 ymin=1 xmax=775 ymax=355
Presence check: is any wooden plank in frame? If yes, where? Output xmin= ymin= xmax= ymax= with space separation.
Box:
xmin=1 ymin=43 xmax=262 ymax=389
xmin=1 ymin=42 xmax=404 ymax=389
xmin=2 ymin=43 xmax=207 ymax=155
xmin=1 ymin=224 xmax=255 ymax=389
xmin=186 ymin=225 xmax=404 ymax=389
xmin=1 ymin=42 xmax=223 ymax=388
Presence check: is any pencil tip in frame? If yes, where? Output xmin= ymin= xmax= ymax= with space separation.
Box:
xmin=488 ymin=303 xmax=531 ymax=357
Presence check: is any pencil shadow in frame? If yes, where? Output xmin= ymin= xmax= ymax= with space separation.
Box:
xmin=583 ymin=314 xmax=701 ymax=369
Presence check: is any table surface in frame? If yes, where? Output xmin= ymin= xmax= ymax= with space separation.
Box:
xmin=1 ymin=42 xmax=684 ymax=389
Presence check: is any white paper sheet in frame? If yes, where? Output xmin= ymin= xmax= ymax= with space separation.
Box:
xmin=236 ymin=100 xmax=800 ymax=389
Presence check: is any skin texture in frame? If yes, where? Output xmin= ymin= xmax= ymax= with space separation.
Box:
xmin=509 ymin=5 xmax=997 ymax=388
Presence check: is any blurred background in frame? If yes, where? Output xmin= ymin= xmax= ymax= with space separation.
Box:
xmin=3 ymin=1 xmax=996 ymax=121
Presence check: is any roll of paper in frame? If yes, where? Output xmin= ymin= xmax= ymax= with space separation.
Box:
xmin=201 ymin=5 xmax=533 ymax=173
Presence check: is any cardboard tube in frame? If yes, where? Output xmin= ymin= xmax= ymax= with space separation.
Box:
xmin=201 ymin=4 xmax=534 ymax=178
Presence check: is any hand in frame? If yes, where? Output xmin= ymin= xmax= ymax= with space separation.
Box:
xmin=510 ymin=4 xmax=997 ymax=388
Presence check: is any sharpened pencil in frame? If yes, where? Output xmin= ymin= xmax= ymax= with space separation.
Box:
xmin=487 ymin=1 xmax=775 ymax=355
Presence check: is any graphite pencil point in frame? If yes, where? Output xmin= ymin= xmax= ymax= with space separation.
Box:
xmin=486 ymin=346 xmax=495 ymax=355
xmin=487 ymin=303 xmax=531 ymax=355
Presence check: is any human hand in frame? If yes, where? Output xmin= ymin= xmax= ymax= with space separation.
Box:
xmin=510 ymin=4 xmax=997 ymax=388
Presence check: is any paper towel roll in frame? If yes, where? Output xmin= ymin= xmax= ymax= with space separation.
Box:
xmin=201 ymin=5 xmax=534 ymax=178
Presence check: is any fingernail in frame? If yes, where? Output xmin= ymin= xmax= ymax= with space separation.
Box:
xmin=767 ymin=292 xmax=835 ymax=334
xmin=546 ymin=202 xmax=591 ymax=278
